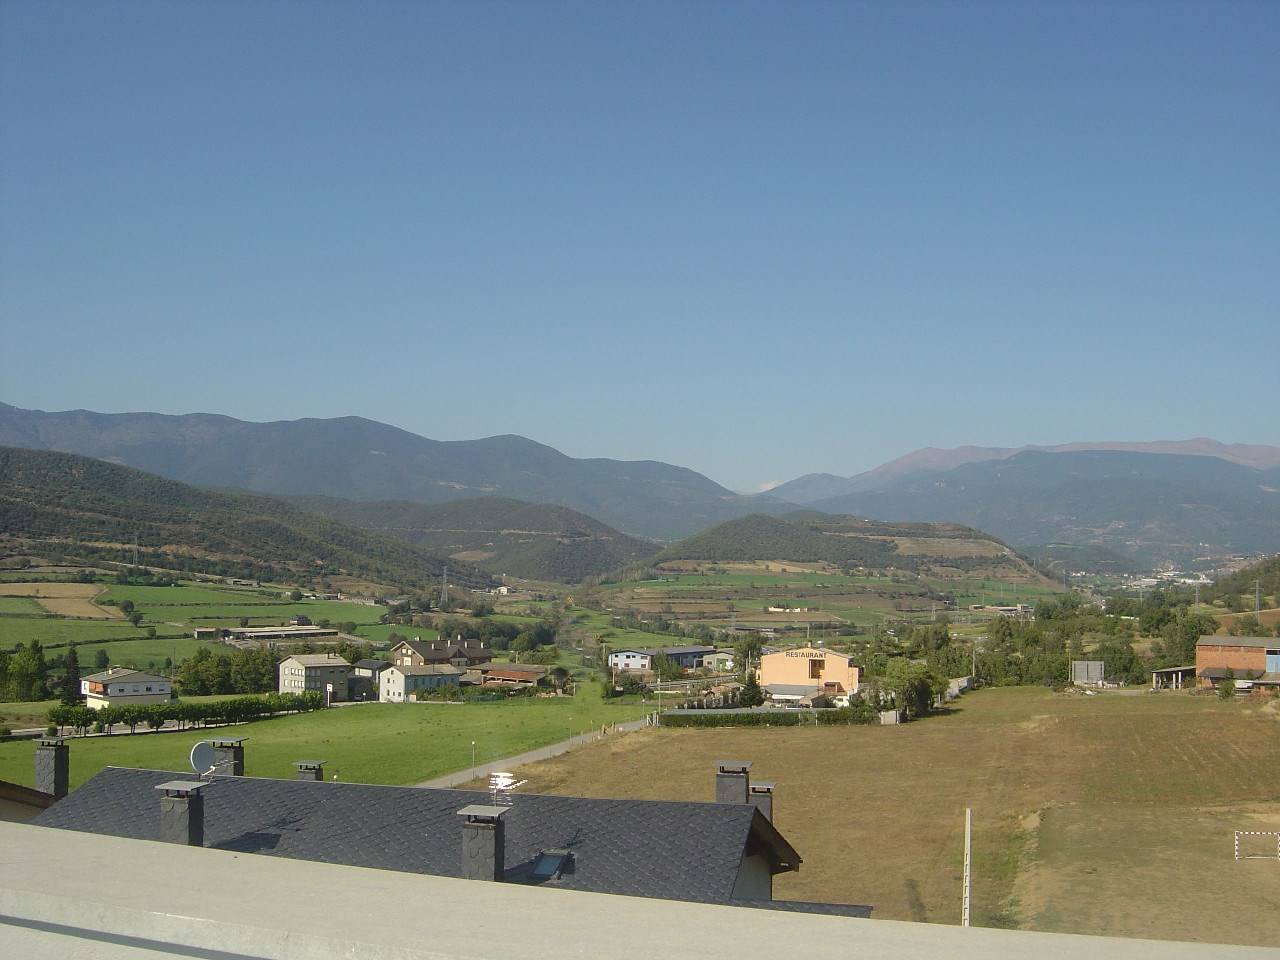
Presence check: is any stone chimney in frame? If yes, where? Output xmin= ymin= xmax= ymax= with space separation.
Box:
xmin=211 ymin=737 xmax=247 ymax=776
xmin=35 ymin=737 xmax=69 ymax=799
xmin=458 ymin=804 xmax=508 ymax=881
xmin=156 ymin=781 xmax=206 ymax=846
xmin=749 ymin=781 xmax=775 ymax=822
xmin=715 ymin=760 xmax=752 ymax=805
xmin=295 ymin=760 xmax=326 ymax=781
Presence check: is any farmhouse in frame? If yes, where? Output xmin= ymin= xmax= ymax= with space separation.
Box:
xmin=379 ymin=664 xmax=463 ymax=702
xmin=389 ymin=638 xmax=493 ymax=670
xmin=278 ymin=653 xmax=352 ymax=701
xmin=1195 ymin=636 xmax=1280 ymax=690
xmin=758 ymin=646 xmax=860 ymax=702
xmin=80 ymin=668 xmax=174 ymax=711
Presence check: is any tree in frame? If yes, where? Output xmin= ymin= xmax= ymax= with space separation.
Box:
xmin=128 ymin=610 xmax=144 ymax=627
xmin=739 ymin=671 xmax=764 ymax=707
xmin=883 ymin=659 xmax=945 ymax=719
xmin=119 ymin=599 xmax=135 ymax=615
xmin=650 ymin=652 xmax=683 ymax=682
xmin=289 ymin=589 xmax=303 ymax=602
xmin=1218 ymin=668 xmax=1236 ymax=701
xmin=59 ymin=645 xmax=84 ymax=705
xmin=94 ymin=648 xmax=111 ymax=670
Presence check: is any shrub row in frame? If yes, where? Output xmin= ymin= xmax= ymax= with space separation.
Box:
xmin=47 ymin=692 xmax=325 ymax=735
xmin=660 ymin=705 xmax=876 ymax=728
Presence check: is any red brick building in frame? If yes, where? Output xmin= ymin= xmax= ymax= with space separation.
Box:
xmin=1195 ymin=636 xmax=1280 ymax=691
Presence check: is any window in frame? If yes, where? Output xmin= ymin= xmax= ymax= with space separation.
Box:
xmin=809 ymin=659 xmax=823 ymax=680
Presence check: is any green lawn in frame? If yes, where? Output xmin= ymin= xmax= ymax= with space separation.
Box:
xmin=0 ymin=694 xmax=652 ymax=789
xmin=0 ymin=617 xmax=148 ymax=649
xmin=0 ymin=597 xmax=47 ymax=614
xmin=0 ymin=698 xmax=59 ymax=727
xmin=99 ymin=584 xmax=271 ymax=606
xmin=73 ymin=636 xmax=225 ymax=670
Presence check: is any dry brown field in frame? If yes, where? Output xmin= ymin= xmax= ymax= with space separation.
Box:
xmin=1214 ymin=607 xmax=1280 ymax=634
xmin=502 ymin=687 xmax=1280 ymax=948
xmin=0 ymin=582 xmax=121 ymax=618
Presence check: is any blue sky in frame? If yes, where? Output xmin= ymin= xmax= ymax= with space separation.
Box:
xmin=2 ymin=1 xmax=1276 ymax=491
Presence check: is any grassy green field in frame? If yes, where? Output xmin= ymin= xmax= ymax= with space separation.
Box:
xmin=352 ymin=623 xmax=439 ymax=646
xmin=0 ymin=698 xmax=59 ymax=727
xmin=0 ymin=597 xmax=47 ymax=614
xmin=71 ymin=636 xmax=225 ymax=669
xmin=98 ymin=585 xmax=270 ymax=606
xmin=0 ymin=618 xmax=149 ymax=649
xmin=511 ymin=687 xmax=1280 ymax=947
xmin=0 ymin=694 xmax=652 ymax=789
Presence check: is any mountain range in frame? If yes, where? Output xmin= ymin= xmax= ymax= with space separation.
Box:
xmin=768 ymin=439 xmax=1280 ymax=502
xmin=3 ymin=402 xmax=1278 ymax=567
xmin=0 ymin=402 xmax=779 ymax=540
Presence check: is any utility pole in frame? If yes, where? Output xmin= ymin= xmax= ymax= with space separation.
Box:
xmin=1256 ymin=579 xmax=1262 ymax=614
xmin=962 ymin=807 xmax=972 ymax=928
xmin=440 ymin=566 xmax=449 ymax=609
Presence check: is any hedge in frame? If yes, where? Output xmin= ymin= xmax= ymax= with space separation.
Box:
xmin=660 ymin=705 xmax=876 ymax=728
xmin=47 ymin=692 xmax=325 ymax=736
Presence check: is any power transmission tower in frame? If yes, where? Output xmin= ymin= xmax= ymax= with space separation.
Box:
xmin=440 ymin=566 xmax=449 ymax=609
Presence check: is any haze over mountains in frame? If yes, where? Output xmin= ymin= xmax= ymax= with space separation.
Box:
xmin=2 ymin=402 xmax=1277 ymax=567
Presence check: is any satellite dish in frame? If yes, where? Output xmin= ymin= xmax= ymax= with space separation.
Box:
xmin=190 ymin=741 xmax=217 ymax=777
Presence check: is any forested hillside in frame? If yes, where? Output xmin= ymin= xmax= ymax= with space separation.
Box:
xmin=0 ymin=446 xmax=486 ymax=590
xmin=288 ymin=495 xmax=658 ymax=582
xmin=656 ymin=512 xmax=1035 ymax=578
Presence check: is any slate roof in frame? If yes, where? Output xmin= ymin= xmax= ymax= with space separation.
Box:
xmin=353 ymin=659 xmax=390 ymax=671
xmin=391 ymin=664 xmax=463 ymax=676
xmin=35 ymin=767 xmax=800 ymax=906
xmin=82 ymin=668 xmax=168 ymax=684
xmin=1197 ymin=636 xmax=1277 ymax=649
xmin=281 ymin=654 xmax=352 ymax=668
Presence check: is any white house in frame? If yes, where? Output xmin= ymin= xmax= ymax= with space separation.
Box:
xmin=80 ymin=668 xmax=174 ymax=711
xmin=379 ymin=664 xmax=463 ymax=702
xmin=607 ymin=649 xmax=654 ymax=672
xmin=278 ymin=653 xmax=352 ymax=701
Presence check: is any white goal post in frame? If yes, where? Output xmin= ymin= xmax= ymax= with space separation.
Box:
xmin=1233 ymin=831 xmax=1280 ymax=861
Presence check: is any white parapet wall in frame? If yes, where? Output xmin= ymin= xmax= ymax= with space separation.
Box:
xmin=1 ymin=822 xmax=1277 ymax=960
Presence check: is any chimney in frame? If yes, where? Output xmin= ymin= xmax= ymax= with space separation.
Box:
xmin=715 ymin=760 xmax=752 ymax=805
xmin=749 ymin=781 xmax=775 ymax=821
xmin=211 ymin=737 xmax=247 ymax=776
xmin=156 ymin=781 xmax=205 ymax=846
xmin=35 ymin=737 xmax=69 ymax=799
xmin=457 ymin=804 xmax=508 ymax=881
xmin=295 ymin=760 xmax=326 ymax=781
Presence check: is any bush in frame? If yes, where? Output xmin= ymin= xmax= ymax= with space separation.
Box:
xmin=0 ymin=726 xmax=11 ymax=738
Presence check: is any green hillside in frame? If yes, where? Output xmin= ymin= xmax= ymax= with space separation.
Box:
xmin=657 ymin=512 xmax=1037 ymax=578
xmin=0 ymin=446 xmax=487 ymax=590
xmin=287 ymin=495 xmax=658 ymax=582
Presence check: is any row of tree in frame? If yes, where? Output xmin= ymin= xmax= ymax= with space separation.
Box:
xmin=47 ymin=691 xmax=324 ymax=734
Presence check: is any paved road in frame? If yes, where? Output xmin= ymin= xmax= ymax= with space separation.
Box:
xmin=413 ymin=714 xmax=656 ymax=789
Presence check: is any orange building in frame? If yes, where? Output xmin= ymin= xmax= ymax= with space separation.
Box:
xmin=758 ymin=646 xmax=860 ymax=703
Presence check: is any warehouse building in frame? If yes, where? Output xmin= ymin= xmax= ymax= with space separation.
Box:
xmin=1195 ymin=636 xmax=1280 ymax=690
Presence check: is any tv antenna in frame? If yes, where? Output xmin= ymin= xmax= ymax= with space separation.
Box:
xmin=488 ymin=771 xmax=526 ymax=807
xmin=189 ymin=741 xmax=217 ymax=779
